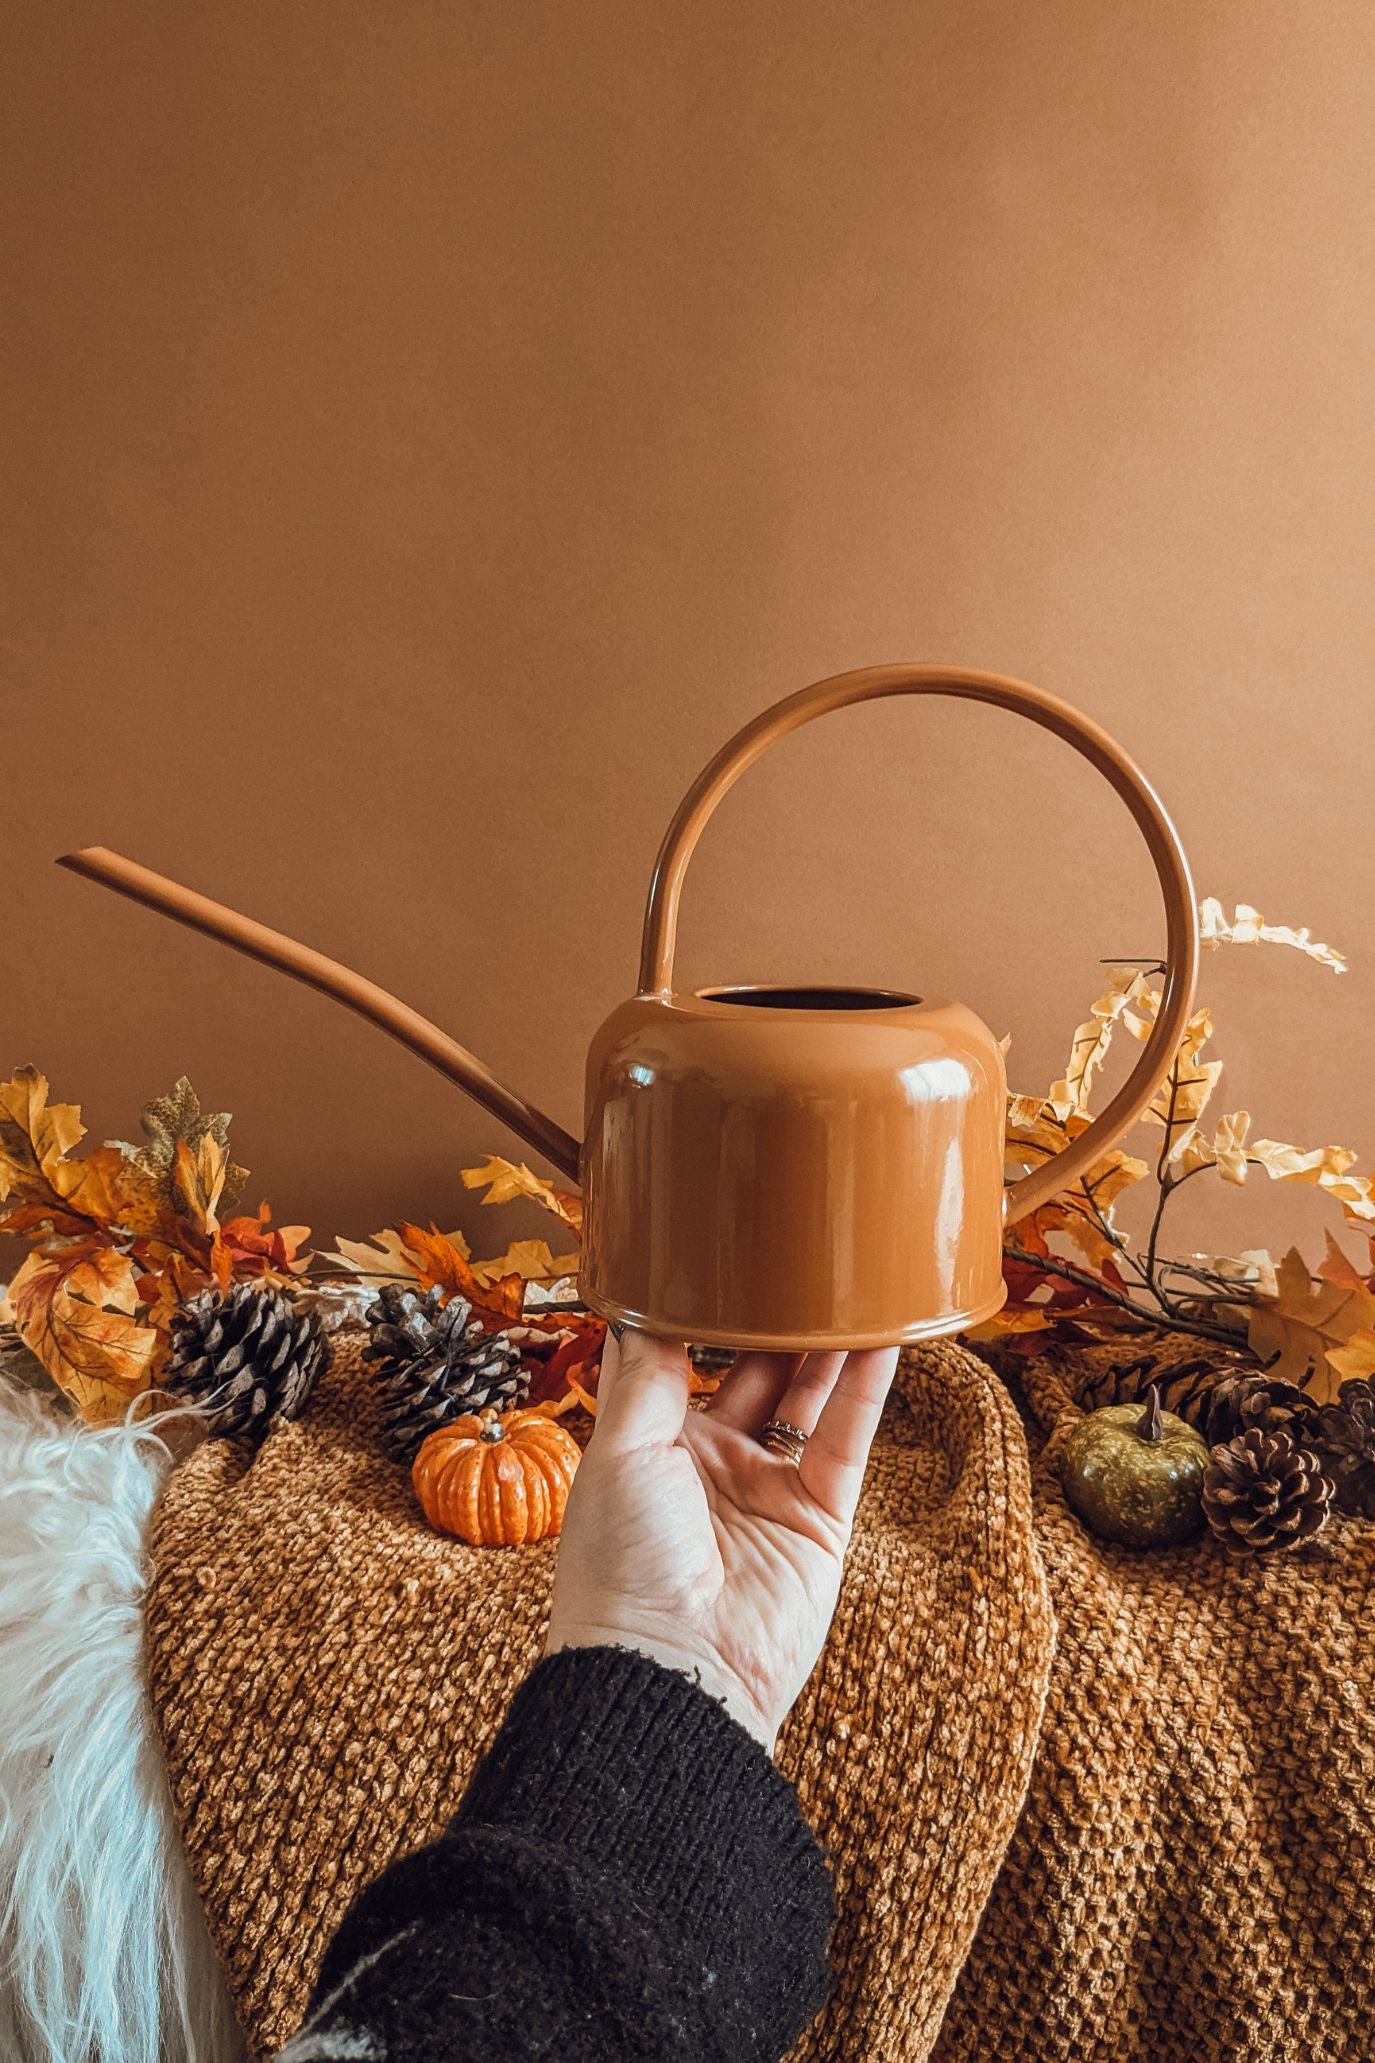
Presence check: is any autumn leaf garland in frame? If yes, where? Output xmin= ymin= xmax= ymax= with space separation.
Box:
xmin=0 ymin=1069 xmax=308 ymax=1421
xmin=323 ymin=1158 xmax=602 ymax=1408
xmin=983 ymin=898 xmax=1375 ymax=1403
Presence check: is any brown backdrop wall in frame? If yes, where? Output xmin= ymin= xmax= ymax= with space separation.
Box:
xmin=3 ymin=1 xmax=1372 ymax=1275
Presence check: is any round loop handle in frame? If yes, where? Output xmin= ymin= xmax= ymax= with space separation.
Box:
xmin=638 ymin=663 xmax=1198 ymax=1224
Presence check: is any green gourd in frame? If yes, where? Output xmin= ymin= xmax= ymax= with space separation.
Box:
xmin=1060 ymin=1385 xmax=1208 ymax=1547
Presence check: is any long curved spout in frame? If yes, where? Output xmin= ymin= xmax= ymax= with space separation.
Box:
xmin=56 ymin=847 xmax=583 ymax=1183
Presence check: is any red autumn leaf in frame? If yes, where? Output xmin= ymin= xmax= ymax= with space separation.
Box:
xmin=482 ymin=1272 xmax=527 ymax=1324
xmin=1002 ymin=1254 xmax=1054 ymax=1304
xmin=0 ymin=1198 xmax=92 ymax=1239
xmin=527 ymin=1320 xmax=608 ymax=1406
xmin=216 ymin=1203 xmax=313 ymax=1285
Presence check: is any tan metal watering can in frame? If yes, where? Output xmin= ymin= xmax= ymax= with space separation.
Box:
xmin=60 ymin=664 xmax=1198 ymax=1350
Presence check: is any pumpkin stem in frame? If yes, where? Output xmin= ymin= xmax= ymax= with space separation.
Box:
xmin=478 ymin=1410 xmax=505 ymax=1444
xmin=1136 ymin=1384 xmax=1164 ymax=1443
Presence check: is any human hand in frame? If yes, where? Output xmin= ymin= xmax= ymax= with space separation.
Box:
xmin=545 ymin=1330 xmax=900 ymax=1753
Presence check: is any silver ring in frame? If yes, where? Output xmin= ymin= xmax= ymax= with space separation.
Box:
xmin=760 ymin=1418 xmax=809 ymax=1464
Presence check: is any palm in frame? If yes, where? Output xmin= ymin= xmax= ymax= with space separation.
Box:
xmin=547 ymin=1335 xmax=898 ymax=1749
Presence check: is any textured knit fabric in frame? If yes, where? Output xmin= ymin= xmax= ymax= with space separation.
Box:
xmin=147 ymin=1331 xmax=1051 ymax=2062
xmin=279 ymin=1644 xmax=833 ymax=2062
xmin=930 ymin=1344 xmax=1375 ymax=2063
xmin=147 ymin=1326 xmax=1375 ymax=2061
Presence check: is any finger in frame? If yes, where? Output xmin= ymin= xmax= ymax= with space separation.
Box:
xmin=706 ymin=1350 xmax=798 ymax=1434
xmin=768 ymin=1351 xmax=847 ymax=1438
xmin=592 ymin=1325 xmax=692 ymax=1453
xmin=798 ymin=1348 xmax=900 ymax=1521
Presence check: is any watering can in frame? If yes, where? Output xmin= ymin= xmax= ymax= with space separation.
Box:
xmin=60 ymin=664 xmax=1197 ymax=1351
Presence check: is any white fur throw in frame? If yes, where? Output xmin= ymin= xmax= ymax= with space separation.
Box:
xmin=0 ymin=1380 xmax=242 ymax=2063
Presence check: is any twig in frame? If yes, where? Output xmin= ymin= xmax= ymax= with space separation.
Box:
xmin=1143 ymin=1060 xmax=1184 ymax=1307
xmin=1003 ymin=1244 xmax=1257 ymax=1352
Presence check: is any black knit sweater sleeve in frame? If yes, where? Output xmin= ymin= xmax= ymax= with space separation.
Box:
xmin=277 ymin=1645 xmax=835 ymax=2062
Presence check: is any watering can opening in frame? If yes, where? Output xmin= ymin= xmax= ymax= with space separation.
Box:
xmin=698 ymin=984 xmax=923 ymax=1012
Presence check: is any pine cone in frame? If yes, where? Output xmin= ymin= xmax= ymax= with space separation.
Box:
xmin=1201 ymin=1427 xmax=1334 ymax=1555
xmin=1309 ymin=1376 xmax=1375 ymax=1517
xmin=163 ymin=1282 xmax=328 ymax=1440
xmin=364 ymin=1283 xmax=528 ymax=1459
xmin=1080 ymin=1351 xmax=1240 ymax=1427
xmin=1198 ymin=1372 xmax=1317 ymax=1448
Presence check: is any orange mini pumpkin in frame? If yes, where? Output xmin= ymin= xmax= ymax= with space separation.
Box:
xmin=412 ymin=1407 xmax=581 ymax=1547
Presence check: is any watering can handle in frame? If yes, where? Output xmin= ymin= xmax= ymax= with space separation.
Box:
xmin=638 ymin=663 xmax=1199 ymax=1225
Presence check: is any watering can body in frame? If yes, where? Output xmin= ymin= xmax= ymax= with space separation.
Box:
xmin=60 ymin=663 xmax=1198 ymax=1352
xmin=579 ymin=989 xmax=1008 ymax=1349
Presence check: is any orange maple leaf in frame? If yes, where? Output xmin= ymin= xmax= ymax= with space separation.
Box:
xmin=398 ymin=1222 xmax=527 ymax=1326
xmin=6 ymin=1241 xmax=160 ymax=1422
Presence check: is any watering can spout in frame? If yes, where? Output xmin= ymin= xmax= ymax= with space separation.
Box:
xmin=55 ymin=846 xmax=584 ymax=1184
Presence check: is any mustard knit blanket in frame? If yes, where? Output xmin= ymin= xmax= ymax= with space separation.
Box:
xmin=145 ymin=1334 xmax=1375 ymax=2061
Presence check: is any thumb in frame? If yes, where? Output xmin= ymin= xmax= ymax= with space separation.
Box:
xmin=593 ymin=1324 xmax=692 ymax=1452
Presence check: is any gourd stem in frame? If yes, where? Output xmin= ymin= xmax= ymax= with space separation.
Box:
xmin=1137 ymin=1385 xmax=1164 ymax=1443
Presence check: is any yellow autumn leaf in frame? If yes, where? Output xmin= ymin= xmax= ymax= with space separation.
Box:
xmin=1200 ymin=1248 xmax=1279 ymax=1298
xmin=171 ymin=1134 xmax=228 ymax=1238
xmin=1046 ymin=966 xmax=1158 ymax=1116
xmin=6 ymin=1242 xmax=160 ymax=1423
xmin=1081 ymin=1150 xmax=1151 ymax=1210
xmin=468 ymin=1239 xmax=582 ymax=1289
xmin=1004 ymin=1098 xmax=1092 ymax=1167
xmin=1032 ymin=1203 xmax=1118 ymax=1269
xmin=1167 ymin=1125 xmax=1214 ymax=1178
xmin=964 ymin=1306 xmax=1054 ymax=1341
xmin=1337 ymin=1182 xmax=1375 ymax=1224
xmin=323 ymin=1226 xmax=470 ymax=1284
xmin=0 ymin=1066 xmax=169 ymax=1235
xmin=1119 ymin=1002 xmax=1223 ymax=1138
xmin=1317 ymin=1231 xmax=1370 ymax=1293
xmin=0 ymin=1066 xmax=86 ymax=1202
xmin=1028 ymin=1150 xmax=1151 ymax=1270
xmin=1211 ymin=1110 xmax=1252 ymax=1185
xmin=1007 ymin=1092 xmax=1059 ymax=1133
xmin=461 ymin=1156 xmax=583 ymax=1234
xmin=1249 ymin=1139 xmax=1357 ymax=1183
xmin=1326 ymin=1327 xmax=1375 ymax=1382
xmin=1169 ymin=1110 xmax=1252 ymax=1184
xmin=1242 ymin=1138 xmax=1375 ymax=1221
xmin=1246 ymin=1244 xmax=1375 ymax=1401
xmin=1198 ymin=897 xmax=1346 ymax=972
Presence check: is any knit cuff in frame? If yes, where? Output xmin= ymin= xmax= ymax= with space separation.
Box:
xmin=455 ymin=1644 xmax=834 ymax=1986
